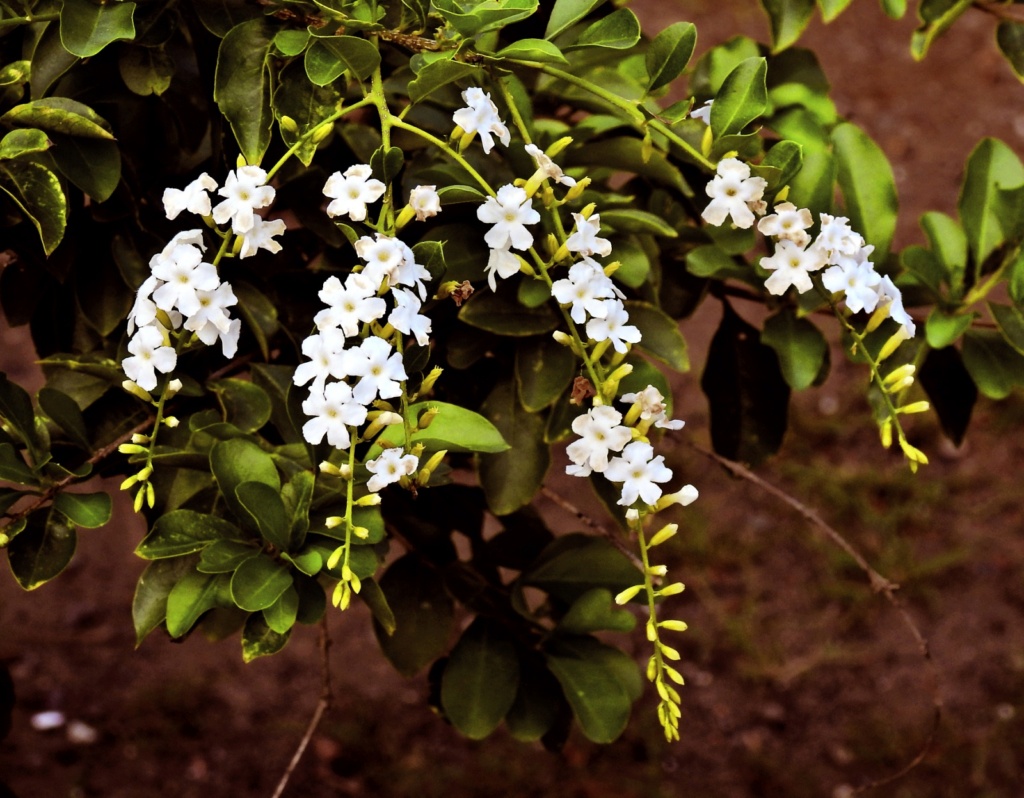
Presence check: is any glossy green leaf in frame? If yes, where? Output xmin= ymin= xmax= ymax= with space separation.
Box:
xmin=0 ymin=129 xmax=50 ymax=160
xmin=961 ymin=329 xmax=1024 ymax=400
xmin=610 ymin=236 xmax=651 ymax=288
xmin=30 ymin=25 xmax=78 ymax=100
xmin=0 ymin=373 xmax=46 ymax=465
xmin=166 ymin=571 xmax=226 ymax=638
xmin=910 ymin=0 xmax=971 ymax=60
xmin=197 ymin=540 xmax=260 ymax=574
xmin=49 ymin=133 xmax=121 ymax=202
xmin=545 ymin=0 xmax=608 ymax=39
xmin=761 ymin=0 xmax=815 ymax=52
xmin=758 ymin=139 xmax=803 ymax=189
xmin=60 ymin=0 xmax=136 ymax=57
xmin=370 ymin=144 xmax=404 ymax=186
xmin=251 ymin=364 xmax=303 ymax=444
xmin=479 ymin=381 xmax=550 ymax=516
xmin=0 ymin=160 xmax=66 ymax=255
xmin=921 ymin=210 xmax=967 ymax=292
xmin=274 ymin=29 xmax=310 ymax=57
xmin=516 ymin=336 xmax=577 ymax=412
xmin=233 ymin=280 xmax=280 ymax=361
xmin=505 ymin=656 xmax=564 ymax=742
xmin=645 ymin=21 xmax=696 ymax=92
xmin=496 ymin=39 xmax=568 ymax=65
xmin=7 ymin=507 xmax=76 ymax=590
xmin=624 ymin=301 xmax=690 ymax=371
xmin=1 ymin=98 xmax=113 ymax=140
xmin=305 ymin=34 xmax=381 ymax=85
xmin=832 ymin=122 xmax=898 ymax=262
xmin=990 ymin=302 xmax=1024 ymax=357
xmin=272 ymin=62 xmax=342 ymax=167
xmin=686 ymin=244 xmax=750 ymax=281
xmin=263 ymin=584 xmax=299 ymax=634
xmin=119 ymin=45 xmax=175 ymax=96
xmin=242 ymin=613 xmax=291 ymax=662
xmin=434 ymin=0 xmax=538 ymax=36
xmin=136 ymin=510 xmax=245 ymax=560
xmin=132 ymin=556 xmax=196 ymax=645
xmin=761 ymin=310 xmax=829 ymax=389
xmin=522 ymin=534 xmax=641 ymax=605
xmin=209 ymin=379 xmax=271 ymax=434
xmin=370 ymin=400 xmax=509 ymax=457
xmin=235 ymin=481 xmax=291 ymax=551
xmin=441 ymin=619 xmax=520 ymax=740
xmin=997 ymin=21 xmax=1024 ymax=80
xmin=925 ymin=308 xmax=972 ymax=349
xmin=710 ymin=57 xmax=768 ymax=139
xmin=210 ymin=438 xmax=280 ymax=524
xmin=958 ymin=138 xmax=1024 ymax=267
xmin=0 ymin=443 xmax=37 ymax=485
xmin=558 ymin=588 xmax=637 ymax=634
xmin=53 ymin=492 xmax=110 ymax=529
xmin=230 ymin=553 xmax=293 ymax=612
xmin=373 ymin=554 xmax=454 ymax=676
xmin=459 ymin=289 xmax=560 ymax=336
xmin=282 ymin=470 xmax=315 ymax=550
xmin=37 ymin=387 xmax=89 ymax=449
xmin=214 ymin=20 xmax=274 ymax=165
xmin=786 ymin=147 xmax=835 ymax=213
xmin=565 ymin=8 xmax=641 ymax=51
xmin=599 ymin=209 xmax=678 ymax=238
xmin=408 ymin=56 xmax=479 ymax=103
xmin=817 ymin=0 xmax=854 ymax=21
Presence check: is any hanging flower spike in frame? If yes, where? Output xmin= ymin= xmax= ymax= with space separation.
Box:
xmin=323 ymin=164 xmax=386 ymax=222
xmin=366 ymin=448 xmax=419 ymax=492
xmin=759 ymin=239 xmax=828 ymax=296
xmin=477 ymin=184 xmax=540 ymax=251
xmin=452 ymin=87 xmax=511 ymax=154
xmin=163 ymin=173 xmax=217 ymax=220
xmin=212 ymin=165 xmax=275 ymax=234
xmin=701 ymin=158 xmax=767 ymax=229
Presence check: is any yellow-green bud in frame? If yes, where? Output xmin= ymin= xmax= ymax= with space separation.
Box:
xmin=878 ymin=327 xmax=912 ymax=362
xmin=417 ymin=407 xmax=439 ymax=430
xmin=352 ymin=526 xmax=370 ymax=540
xmin=659 ymin=619 xmax=688 ymax=632
xmin=395 ymin=204 xmax=416 ymax=230
xmin=280 ymin=115 xmax=299 ymax=133
xmin=656 ymin=582 xmax=686 ymax=597
xmin=164 ymin=379 xmax=183 ymax=398
xmin=319 ymin=461 xmax=342 ymax=476
xmin=659 ymin=641 xmax=681 ymax=660
xmin=580 ymin=202 xmax=597 ymax=220
xmin=311 ymin=122 xmax=334 ymax=144
xmin=122 ymin=380 xmax=153 ymax=402
xmin=897 ymin=401 xmax=930 ymax=415
xmin=325 ymin=516 xmax=344 ymax=529
xmin=131 ymin=433 xmax=150 ymax=445
xmin=774 ymin=185 xmax=791 ymax=203
xmin=700 ymin=125 xmax=713 ymax=157
xmin=326 ymin=545 xmax=344 ymax=570
xmin=337 ymin=464 xmax=353 ymax=480
xmin=614 ymin=585 xmax=644 ymax=605
xmin=417 ymin=449 xmax=448 ymax=484
xmin=419 ymin=366 xmax=443 ymax=395
xmin=162 ymin=416 xmax=179 ymax=428
xmin=136 ymin=465 xmax=153 ymax=482
xmin=355 ymin=494 xmax=382 ymax=507
xmin=146 ymin=481 xmax=155 ymax=508
xmin=883 ymin=364 xmax=916 ymax=386
xmin=563 ymin=176 xmax=590 ymax=202
xmin=647 ymin=564 xmax=668 ymax=577
xmin=120 ymin=474 xmax=140 ymax=491
xmin=119 ymin=443 xmax=146 ymax=455
xmin=648 ymin=523 xmax=679 ymax=547
xmin=133 ymin=486 xmax=145 ymax=513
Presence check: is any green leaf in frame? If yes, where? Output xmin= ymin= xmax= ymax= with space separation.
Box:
xmin=53 ymin=492 xmax=110 ymax=529
xmin=166 ymin=570 xmax=226 ymax=638
xmin=215 ymin=20 xmax=274 ymax=166
xmin=565 ymin=8 xmax=640 ymax=51
xmin=30 ymin=26 xmax=78 ymax=100
xmin=624 ymin=301 xmax=689 ymax=371
xmin=599 ymin=209 xmax=678 ymax=238
xmin=230 ymin=553 xmax=293 ymax=612
xmin=305 ymin=33 xmax=381 ymax=85
xmin=459 ymin=289 xmax=560 ymax=336
xmin=832 ymin=122 xmax=898 ymax=262
xmin=233 ymin=281 xmax=279 ymax=361
xmin=958 ymin=138 xmax=1024 ymax=267
xmin=479 ymin=381 xmax=550 ymax=516
xmin=757 ymin=139 xmax=803 ymax=189
xmin=210 ymin=438 xmax=280 ymax=524
xmin=197 ymin=540 xmax=260 ymax=574
xmin=235 ymin=481 xmax=291 ymax=550
xmin=997 ymin=21 xmax=1024 ymax=80
xmin=701 ymin=302 xmax=790 ymax=466
xmin=60 ymin=0 xmax=136 ymax=57
xmin=545 ymin=0 xmax=609 ymax=39
xmin=408 ymin=56 xmax=479 ymax=103
xmin=0 ymin=443 xmax=37 ymax=485
xmin=558 ymin=588 xmax=636 ymax=634
xmin=522 ymin=534 xmax=641 ymax=605
xmin=0 ymin=129 xmax=50 ymax=160
xmin=990 ymin=302 xmax=1024 ymax=356
xmin=359 ymin=576 xmax=396 ymax=634
xmin=263 ymin=584 xmax=299 ymax=634
xmin=370 ymin=400 xmax=509 ymax=457
xmin=441 ymin=619 xmax=520 ymax=740
xmin=710 ymin=57 xmax=768 ymax=139
xmin=817 ymin=0 xmax=854 ymax=22
xmin=434 ymin=0 xmax=538 ymax=36
xmin=564 ymin=137 xmax=689 ymax=193
xmin=516 ymin=336 xmax=577 ymax=413
xmin=7 ymin=507 xmax=76 ymax=590
xmin=785 ymin=147 xmax=835 ymax=213
xmin=195 ymin=0 xmax=262 ymax=37
xmin=911 ymin=0 xmax=971 ymax=60
xmin=370 ymin=144 xmax=404 ymax=186
xmin=918 ymin=345 xmax=975 ymax=446
xmin=495 ymin=39 xmax=568 ymax=65
xmin=610 ymin=236 xmax=651 ymax=288
xmin=760 ymin=0 xmax=815 ymax=52
xmin=374 ymin=553 xmax=454 ymax=676
xmin=0 ymin=160 xmax=66 ymax=255
xmin=645 ymin=21 xmax=696 ymax=92
xmin=272 ymin=62 xmax=342 ymax=167
xmin=251 ymin=364 xmax=304 ymax=444
xmin=881 ymin=0 xmax=907 ymax=17
xmin=925 ymin=308 xmax=972 ymax=349
xmin=48 ymin=133 xmax=121 ymax=202
xmin=761 ymin=309 xmax=829 ymax=389
xmin=37 ymin=387 xmax=89 ymax=449
xmin=920 ymin=210 xmax=967 ymax=292
xmin=686 ymin=244 xmax=749 ymax=281
xmin=544 ymin=636 xmax=640 ymax=743
xmin=132 ymin=556 xmax=196 ymax=645
xmin=136 ymin=510 xmax=245 ymax=560
xmin=242 ymin=613 xmax=291 ymax=662
xmin=961 ymin=329 xmax=1024 ymax=400
xmin=282 ymin=470 xmax=315 ymax=550
xmin=118 ymin=45 xmax=175 ymax=96
xmin=209 ymin=379 xmax=271 ymax=434
xmin=0 ymin=373 xmax=46 ymax=465
xmin=274 ymin=29 xmax=310 ymax=57
xmin=1 ymin=98 xmax=114 ymax=140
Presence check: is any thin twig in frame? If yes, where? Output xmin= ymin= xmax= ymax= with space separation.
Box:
xmin=539 ymin=484 xmax=644 ymax=571
xmin=688 ymin=442 xmax=942 ymax=794
xmin=270 ymin=616 xmax=333 ymax=798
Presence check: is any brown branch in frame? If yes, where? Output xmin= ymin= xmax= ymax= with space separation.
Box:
xmin=688 ymin=442 xmax=942 ymax=794
xmin=270 ymin=615 xmax=333 ymax=798
xmin=539 ymin=484 xmax=644 ymax=571
xmin=972 ymin=1 xmax=1024 ymax=24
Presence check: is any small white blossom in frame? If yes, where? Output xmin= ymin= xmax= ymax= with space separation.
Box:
xmin=127 ymin=275 xmax=160 ymax=335
xmin=212 ymin=166 xmax=275 ymax=234
xmin=586 ymin=300 xmax=641 ymax=354
xmin=150 ymin=245 xmax=220 ymax=317
xmin=821 ymin=247 xmax=882 ymax=313
xmin=814 ymin=214 xmax=864 ymax=262
xmin=389 ymin=288 xmax=432 ymax=346
xmin=365 ymin=448 xmax=419 ymax=492
xmin=551 ymin=257 xmax=620 ymax=323
xmin=391 ymin=240 xmax=431 ymax=299
xmin=484 ymin=246 xmax=521 ymax=292
xmin=183 ymin=282 xmax=237 ymax=347
xmin=452 ymin=87 xmax=510 ymax=154
xmin=314 ymin=274 xmax=387 ymax=337
xmin=163 ymin=173 xmax=217 ymax=220
xmin=355 ymin=234 xmax=405 ymax=287
xmin=477 ymin=184 xmax=540 ymax=251
xmin=122 ymin=325 xmax=176 ymax=392
xmin=701 ymin=158 xmax=767 ymax=229
xmin=220 ymin=318 xmax=241 ymax=359
xmin=757 ymin=202 xmax=814 ymax=248
xmin=565 ymin=406 xmax=632 ymax=477
xmin=690 ymin=99 xmax=713 ymax=125
xmin=759 ymin=239 xmax=827 ymax=296
xmin=565 ymin=213 xmax=612 ymax=258
xmin=323 ymin=164 xmax=386 ymax=222
xmin=604 ymin=441 xmax=673 ymax=507
xmin=301 ymin=381 xmax=368 ymax=449
xmin=293 ymin=328 xmax=349 ymax=392
xmin=621 ymin=385 xmax=684 ymax=430
xmin=344 ymin=336 xmax=408 ymax=405
xmin=409 ymin=185 xmax=441 ymax=221
xmin=876 ymin=275 xmax=916 ymax=337
xmin=524 ymin=143 xmax=576 ymax=187
xmin=239 ymin=215 xmax=286 ymax=258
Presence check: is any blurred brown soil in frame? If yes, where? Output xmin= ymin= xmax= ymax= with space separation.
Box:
xmin=4 ymin=3 xmax=1024 ymax=797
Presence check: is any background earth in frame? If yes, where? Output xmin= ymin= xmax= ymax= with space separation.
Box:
xmin=3 ymin=1 xmax=1024 ymax=796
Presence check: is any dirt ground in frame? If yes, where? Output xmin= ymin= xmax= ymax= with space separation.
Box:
xmin=3 ymin=2 xmax=1024 ymax=796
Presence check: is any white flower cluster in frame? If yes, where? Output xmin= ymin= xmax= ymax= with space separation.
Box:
xmin=123 ymin=167 xmax=286 ymax=392
xmin=701 ymin=159 xmax=916 ymax=337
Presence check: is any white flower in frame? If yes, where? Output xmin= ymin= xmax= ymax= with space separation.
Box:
xmin=621 ymin=385 xmax=683 ymax=430
xmin=586 ymin=299 xmax=641 ymax=353
xmin=239 ymin=215 xmax=286 ymax=258
xmin=452 ymin=87 xmax=511 ymax=154
xmin=409 ymin=185 xmax=441 ymax=221
xmin=122 ymin=325 xmax=176 ymax=392
xmin=524 ymin=143 xmax=576 ymax=187
xmin=301 ymin=381 xmax=367 ymax=449
xmin=565 ymin=213 xmax=612 ymax=258
xmin=565 ymin=406 xmax=632 ymax=477
xmin=212 ymin=166 xmax=275 ymax=234
xmin=821 ymin=247 xmax=882 ymax=314
xmin=391 ymin=240 xmax=431 ymax=300
xmin=759 ymin=239 xmax=827 ymax=296
xmin=757 ymin=202 xmax=814 ymax=248
xmin=660 ymin=485 xmax=699 ymax=508
xmin=814 ymin=214 xmax=864 ymax=262
xmin=551 ymin=257 xmax=620 ymax=323
xmin=365 ymin=448 xmax=419 ymax=492
xmin=477 ymin=184 xmax=540 ymax=251
xmin=323 ymin=164 xmax=386 ymax=222
xmin=701 ymin=158 xmax=767 ymax=229
xmin=484 ymin=246 xmax=521 ymax=292
xmin=220 ymin=318 xmax=241 ymax=359
xmin=314 ymin=274 xmax=387 ymax=337
xmin=690 ymin=99 xmax=713 ymax=125
xmin=389 ymin=288 xmax=432 ymax=346
xmin=163 ymin=173 xmax=217 ymax=220
xmin=604 ymin=441 xmax=673 ymax=507
xmin=355 ymin=234 xmax=405 ymax=287
xmin=183 ymin=282 xmax=237 ymax=346
xmin=150 ymin=245 xmax=220 ymax=317
xmin=876 ymin=275 xmax=916 ymax=337
xmin=344 ymin=336 xmax=408 ymax=405
xmin=293 ymin=328 xmax=349 ymax=392
xmin=127 ymin=275 xmax=160 ymax=336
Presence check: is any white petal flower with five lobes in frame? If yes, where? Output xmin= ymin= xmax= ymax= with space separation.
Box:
xmin=757 ymin=202 xmax=814 ymax=248
xmin=821 ymin=246 xmax=882 ymax=314
xmin=150 ymin=247 xmax=220 ymax=317
xmin=122 ymin=325 xmax=177 ymax=392
xmin=183 ymin=282 xmax=237 ymax=345
xmin=701 ymin=157 xmax=768 ymax=229
xmin=759 ymin=239 xmax=828 ymax=296
xmin=365 ymin=448 xmax=419 ymax=492
xmin=565 ymin=406 xmax=633 ymax=477
xmin=477 ymin=184 xmax=540 ymax=251
xmin=212 ymin=165 xmax=275 ymax=234
xmin=524 ymin=143 xmax=576 ymax=187
xmin=388 ymin=288 xmax=432 ymax=346
xmin=301 ymin=381 xmax=368 ymax=449
xmin=876 ymin=275 xmax=917 ymax=337
xmin=621 ymin=385 xmax=684 ymax=430
xmin=484 ymin=245 xmax=521 ymax=292
xmin=604 ymin=441 xmax=674 ymax=507
xmin=292 ymin=328 xmax=349 ymax=393
xmin=586 ymin=299 xmax=641 ymax=353
xmin=355 ymin=234 xmax=405 ymax=286
xmin=551 ymin=257 xmax=619 ymax=323
xmin=323 ymin=164 xmax=386 ymax=222
xmin=452 ymin=87 xmax=511 ymax=154
xmin=127 ymin=275 xmax=160 ymax=336
xmin=314 ymin=274 xmax=387 ymax=337
xmin=565 ymin=212 xmax=613 ymax=257
xmin=391 ymin=240 xmax=431 ymax=299
xmin=344 ymin=336 xmax=408 ymax=405
xmin=163 ymin=173 xmax=217 ymax=220
xmin=409 ymin=185 xmax=441 ymax=221
xmin=239 ymin=215 xmax=286 ymax=258
xmin=814 ymin=213 xmax=864 ymax=261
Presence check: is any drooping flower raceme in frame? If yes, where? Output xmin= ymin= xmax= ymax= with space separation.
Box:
xmin=452 ymin=87 xmax=511 ymax=154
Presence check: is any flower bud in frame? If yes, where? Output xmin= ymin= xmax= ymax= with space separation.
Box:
xmin=878 ymin=326 xmax=912 ymax=362
xmin=280 ymin=115 xmax=299 ymax=133
xmin=656 ymin=582 xmax=685 ymax=597
xmin=417 ymin=449 xmax=448 ymax=484
xmin=162 ymin=416 xmax=179 ymax=428
xmin=355 ymin=494 xmax=382 ymax=507
xmin=319 ymin=461 xmax=342 ymax=476
xmin=614 ymin=585 xmax=644 ymax=605
xmin=648 ymin=523 xmax=679 ymax=547
xmin=647 ymin=564 xmax=668 ymax=577
xmin=325 ymin=516 xmax=344 ymax=529
xmin=563 ymin=176 xmax=590 ymax=202
xmin=774 ymin=185 xmax=791 ymax=204
xmin=879 ymin=419 xmax=893 ymax=449
xmin=419 ymin=367 xmax=443 ymax=396
xmin=120 ymin=474 xmax=139 ymax=491
xmin=146 ymin=481 xmax=155 ymax=508
xmin=119 ymin=443 xmax=146 ymax=455
xmin=417 ymin=407 xmax=439 ymax=431
xmin=326 ymin=545 xmax=344 ymax=570
xmin=897 ymin=401 xmax=930 ymax=415
xmin=311 ymin=121 xmax=334 ymax=144
xmin=659 ymin=619 xmax=688 ymax=632
xmin=131 ymin=433 xmax=150 ymax=445
xmin=133 ymin=486 xmax=145 ymax=513
xmin=883 ymin=364 xmax=916 ymax=387
xmin=352 ymin=526 xmax=370 ymax=540
xmin=654 ymin=485 xmax=698 ymax=511
xmin=164 ymin=379 xmax=183 ymax=398
xmin=122 ymin=380 xmax=153 ymax=403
